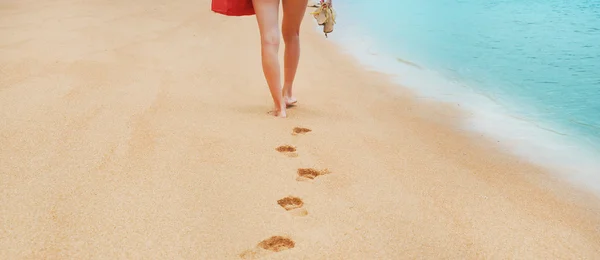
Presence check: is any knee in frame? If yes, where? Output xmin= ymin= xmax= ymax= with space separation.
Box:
xmin=261 ymin=29 xmax=280 ymax=47
xmin=282 ymin=29 xmax=300 ymax=44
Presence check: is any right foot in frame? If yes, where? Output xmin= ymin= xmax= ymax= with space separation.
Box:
xmin=282 ymin=87 xmax=297 ymax=107
xmin=284 ymin=96 xmax=297 ymax=107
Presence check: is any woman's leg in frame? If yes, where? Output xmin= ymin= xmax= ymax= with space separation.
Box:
xmin=281 ymin=0 xmax=308 ymax=106
xmin=252 ymin=0 xmax=286 ymax=117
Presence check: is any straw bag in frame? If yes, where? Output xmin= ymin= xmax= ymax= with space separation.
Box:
xmin=211 ymin=0 xmax=255 ymax=16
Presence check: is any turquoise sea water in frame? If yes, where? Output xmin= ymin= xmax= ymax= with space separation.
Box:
xmin=321 ymin=0 xmax=600 ymax=193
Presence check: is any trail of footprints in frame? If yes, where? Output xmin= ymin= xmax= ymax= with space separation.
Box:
xmin=240 ymin=126 xmax=330 ymax=259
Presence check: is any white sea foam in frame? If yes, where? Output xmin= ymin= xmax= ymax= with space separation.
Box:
xmin=312 ymin=16 xmax=600 ymax=196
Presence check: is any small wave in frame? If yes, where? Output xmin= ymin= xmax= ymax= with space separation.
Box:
xmin=395 ymin=57 xmax=423 ymax=69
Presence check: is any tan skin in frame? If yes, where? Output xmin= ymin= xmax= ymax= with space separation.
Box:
xmin=252 ymin=0 xmax=309 ymax=118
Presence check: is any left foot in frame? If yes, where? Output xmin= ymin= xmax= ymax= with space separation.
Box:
xmin=267 ymin=110 xmax=286 ymax=118
xmin=267 ymin=104 xmax=287 ymax=118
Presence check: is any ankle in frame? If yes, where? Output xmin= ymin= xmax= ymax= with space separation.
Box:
xmin=274 ymin=100 xmax=286 ymax=111
xmin=282 ymin=86 xmax=293 ymax=97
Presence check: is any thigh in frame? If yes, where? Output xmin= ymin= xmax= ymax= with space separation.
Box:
xmin=282 ymin=0 xmax=308 ymax=33
xmin=252 ymin=0 xmax=281 ymax=42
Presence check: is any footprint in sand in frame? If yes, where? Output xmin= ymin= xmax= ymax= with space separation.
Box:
xmin=239 ymin=236 xmax=295 ymax=259
xmin=277 ymin=196 xmax=308 ymax=216
xmin=296 ymin=168 xmax=331 ymax=182
xmin=258 ymin=236 xmax=295 ymax=252
xmin=291 ymin=127 xmax=312 ymax=135
xmin=276 ymin=145 xmax=298 ymax=157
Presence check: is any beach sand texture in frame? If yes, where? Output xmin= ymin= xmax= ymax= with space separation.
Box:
xmin=1 ymin=0 xmax=600 ymax=259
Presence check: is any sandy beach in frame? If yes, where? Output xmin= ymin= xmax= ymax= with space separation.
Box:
xmin=1 ymin=0 xmax=600 ymax=259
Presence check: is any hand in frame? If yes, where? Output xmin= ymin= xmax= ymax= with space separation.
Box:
xmin=320 ymin=0 xmax=332 ymax=7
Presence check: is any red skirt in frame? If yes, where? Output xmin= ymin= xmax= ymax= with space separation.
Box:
xmin=211 ymin=0 xmax=255 ymax=16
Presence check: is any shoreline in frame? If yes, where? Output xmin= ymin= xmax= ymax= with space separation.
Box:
xmin=315 ymin=6 xmax=600 ymax=198
xmin=307 ymin=15 xmax=600 ymax=210
xmin=1 ymin=0 xmax=600 ymax=259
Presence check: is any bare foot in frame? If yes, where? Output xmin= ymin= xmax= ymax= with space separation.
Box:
xmin=267 ymin=106 xmax=287 ymax=118
xmin=282 ymin=87 xmax=297 ymax=107
xmin=284 ymin=96 xmax=297 ymax=107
